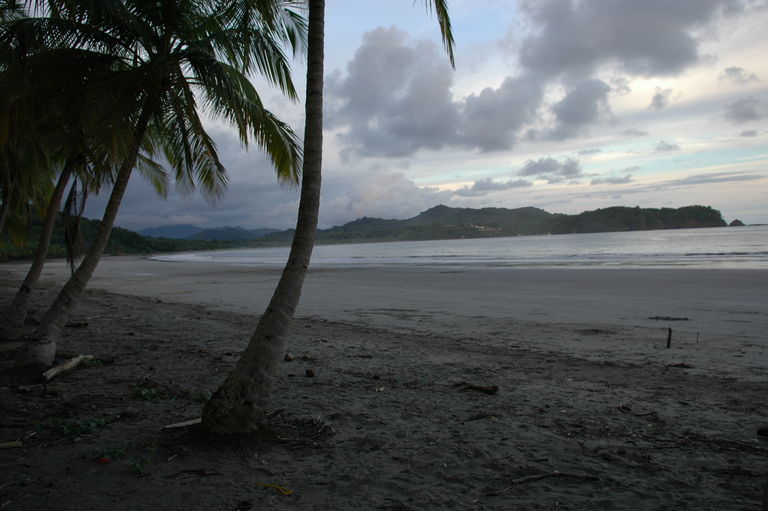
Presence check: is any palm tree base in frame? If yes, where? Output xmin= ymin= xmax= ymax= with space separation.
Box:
xmin=201 ymin=377 xmax=270 ymax=434
xmin=15 ymin=336 xmax=57 ymax=368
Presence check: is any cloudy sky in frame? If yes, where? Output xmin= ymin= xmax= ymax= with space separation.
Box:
xmin=87 ymin=0 xmax=768 ymax=230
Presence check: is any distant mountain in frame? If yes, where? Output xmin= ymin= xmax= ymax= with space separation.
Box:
xmin=138 ymin=224 xmax=202 ymax=239
xmin=314 ymin=205 xmax=554 ymax=242
xmin=547 ymin=205 xmax=727 ymax=234
xmin=260 ymin=204 xmax=727 ymax=244
xmin=0 ymin=204 xmax=729 ymax=262
xmin=186 ymin=226 xmax=279 ymax=241
xmin=139 ymin=224 xmax=280 ymax=241
xmin=248 ymin=228 xmax=282 ymax=238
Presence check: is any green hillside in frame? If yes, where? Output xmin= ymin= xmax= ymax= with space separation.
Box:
xmin=0 ymin=217 xmax=253 ymax=261
xmin=1 ymin=204 xmax=728 ymax=261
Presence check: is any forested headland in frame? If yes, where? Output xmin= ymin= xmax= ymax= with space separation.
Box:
xmin=0 ymin=204 xmax=729 ymax=261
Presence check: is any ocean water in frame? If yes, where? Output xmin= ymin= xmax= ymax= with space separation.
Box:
xmin=152 ymin=225 xmax=768 ymax=270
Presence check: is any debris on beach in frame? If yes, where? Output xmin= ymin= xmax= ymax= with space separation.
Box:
xmin=666 ymin=362 xmax=695 ymax=369
xmin=41 ymin=354 xmax=93 ymax=382
xmin=453 ymin=381 xmax=499 ymax=395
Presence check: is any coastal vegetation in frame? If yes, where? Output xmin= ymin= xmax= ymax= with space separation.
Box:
xmin=1 ymin=0 xmax=304 ymax=364
xmin=0 ymin=204 xmax=730 ymax=261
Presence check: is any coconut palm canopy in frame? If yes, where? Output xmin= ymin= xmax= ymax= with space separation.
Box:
xmin=1 ymin=0 xmax=308 ymax=366
xmin=2 ymin=0 xmax=305 ymax=196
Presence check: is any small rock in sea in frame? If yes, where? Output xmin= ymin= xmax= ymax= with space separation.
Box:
xmin=757 ymin=427 xmax=768 ymax=437
xmin=305 ymin=369 xmax=315 ymax=378
xmin=284 ymin=353 xmax=294 ymax=362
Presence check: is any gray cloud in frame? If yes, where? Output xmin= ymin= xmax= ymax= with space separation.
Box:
xmin=517 ymin=157 xmax=585 ymax=184
xmin=543 ymin=79 xmax=612 ymax=140
xmin=610 ymin=76 xmax=632 ymax=95
xmin=591 ymin=175 xmax=633 ymax=185
xmin=85 ymin=173 xmax=300 ymax=231
xmin=724 ymin=96 xmax=768 ymax=123
xmin=327 ymin=27 xmax=459 ymax=158
xmin=578 ymin=148 xmax=602 ymax=155
xmin=721 ymin=66 xmax=759 ymax=84
xmin=649 ymin=87 xmax=674 ymax=110
xmin=658 ymin=171 xmax=764 ymax=188
xmin=88 ymin=164 xmax=455 ymax=231
xmin=327 ymin=27 xmax=551 ymax=154
xmin=453 ymin=177 xmax=533 ymax=197
xmin=320 ymin=170 xmax=452 ymax=225
xmin=457 ymin=75 xmax=546 ymax=151
xmin=622 ymin=128 xmax=649 ymax=137
xmin=327 ymin=2 xmax=751 ymax=159
xmin=82 ymin=125 xmax=455 ymax=231
xmin=517 ymin=0 xmax=742 ymax=77
xmin=740 ymin=129 xmax=759 ymax=137
xmin=573 ymin=171 xmax=764 ymax=201
xmin=590 ymin=165 xmax=638 ymax=185
xmin=653 ymin=141 xmax=681 ymax=152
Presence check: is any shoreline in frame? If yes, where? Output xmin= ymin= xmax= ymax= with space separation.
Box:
xmin=2 ymin=256 xmax=766 ymax=381
xmin=1 ymin=260 xmax=767 ymax=509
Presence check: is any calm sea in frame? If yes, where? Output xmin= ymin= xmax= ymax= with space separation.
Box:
xmin=152 ymin=225 xmax=768 ymax=270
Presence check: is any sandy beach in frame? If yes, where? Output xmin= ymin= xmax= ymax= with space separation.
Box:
xmin=1 ymin=256 xmax=766 ymax=509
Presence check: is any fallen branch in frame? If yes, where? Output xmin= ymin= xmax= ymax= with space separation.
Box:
xmin=41 ymin=355 xmax=93 ymax=382
xmin=482 ymin=471 xmax=600 ymax=497
xmin=453 ymin=382 xmax=499 ymax=395
xmin=0 ymin=441 xmax=22 ymax=449
xmin=162 ymin=418 xmax=201 ymax=430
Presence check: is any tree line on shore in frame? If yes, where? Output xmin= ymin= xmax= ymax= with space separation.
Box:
xmin=1 ymin=0 xmax=453 ymax=434
xmin=0 ymin=204 xmax=729 ymax=260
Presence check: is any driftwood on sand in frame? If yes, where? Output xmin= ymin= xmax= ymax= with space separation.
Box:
xmin=41 ymin=355 xmax=92 ymax=382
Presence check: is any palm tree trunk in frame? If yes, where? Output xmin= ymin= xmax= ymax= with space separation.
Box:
xmin=15 ymin=108 xmax=151 ymax=368
xmin=0 ymin=180 xmax=15 ymax=236
xmin=1 ymin=162 xmax=74 ymax=341
xmin=201 ymin=0 xmax=325 ymax=434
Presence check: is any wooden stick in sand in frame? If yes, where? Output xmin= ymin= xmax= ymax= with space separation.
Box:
xmin=41 ymin=355 xmax=93 ymax=382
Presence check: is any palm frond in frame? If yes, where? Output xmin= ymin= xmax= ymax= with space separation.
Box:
xmin=185 ymin=55 xmax=301 ymax=184
xmin=418 ymin=0 xmax=455 ymax=67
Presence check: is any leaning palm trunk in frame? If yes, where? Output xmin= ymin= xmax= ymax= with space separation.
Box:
xmin=15 ymin=109 xmax=151 ymax=368
xmin=1 ymin=163 xmax=74 ymax=341
xmin=201 ymin=0 xmax=325 ymax=434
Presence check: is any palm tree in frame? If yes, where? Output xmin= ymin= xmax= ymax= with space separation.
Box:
xmin=0 ymin=0 xmax=168 ymax=339
xmin=201 ymin=0 xmax=455 ymax=434
xmin=13 ymin=0 xmax=306 ymax=367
